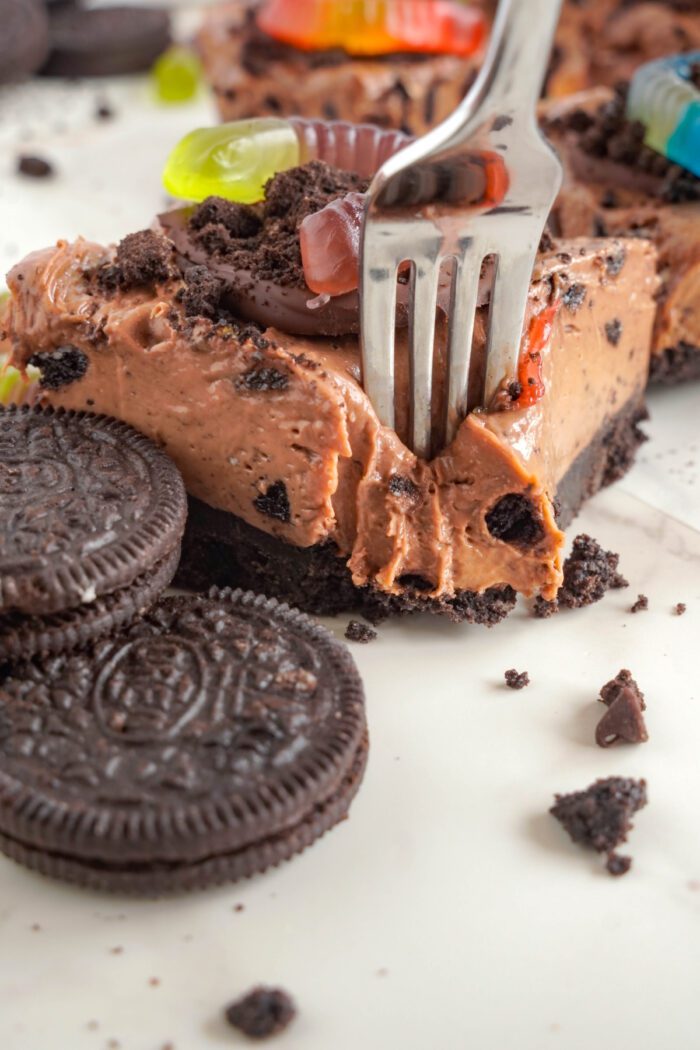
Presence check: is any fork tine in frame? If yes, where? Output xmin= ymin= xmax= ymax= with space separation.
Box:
xmin=483 ymin=247 xmax=538 ymax=407
xmin=408 ymin=258 xmax=441 ymax=460
xmin=360 ymin=251 xmax=399 ymax=431
xmin=444 ymin=247 xmax=483 ymax=447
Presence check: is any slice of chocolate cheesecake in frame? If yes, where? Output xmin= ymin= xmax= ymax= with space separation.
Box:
xmin=542 ymin=81 xmax=700 ymax=384
xmin=4 ymin=157 xmax=658 ymax=625
xmin=198 ymin=1 xmax=488 ymax=136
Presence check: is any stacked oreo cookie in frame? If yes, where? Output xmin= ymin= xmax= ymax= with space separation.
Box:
xmin=1 ymin=0 xmax=171 ymax=84
xmin=0 ymin=406 xmax=368 ymax=894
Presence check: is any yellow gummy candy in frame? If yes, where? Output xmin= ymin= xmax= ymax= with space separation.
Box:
xmin=162 ymin=119 xmax=301 ymax=205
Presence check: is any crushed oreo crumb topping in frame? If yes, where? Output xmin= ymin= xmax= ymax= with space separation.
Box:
xmin=388 ymin=474 xmax=420 ymax=503
xmin=254 ymin=480 xmax=291 ymax=523
xmin=239 ymin=366 xmax=289 ymax=391
xmin=345 ymin=620 xmax=378 ymax=643
xmin=99 ymin=230 xmax=174 ymax=292
xmin=180 ymin=265 xmax=223 ymax=319
xmin=225 ymin=986 xmax=296 ymax=1040
xmin=27 ymin=346 xmax=89 ymax=390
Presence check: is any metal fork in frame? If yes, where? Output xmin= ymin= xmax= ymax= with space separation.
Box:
xmin=359 ymin=0 xmax=564 ymax=459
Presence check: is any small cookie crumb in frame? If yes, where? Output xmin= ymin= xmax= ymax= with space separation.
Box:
xmin=550 ymin=776 xmax=647 ymax=874
xmin=630 ymin=594 xmax=648 ymax=613
xmin=533 ymin=534 xmax=627 ymax=617
xmin=225 ymin=987 xmax=296 ymax=1039
xmin=17 ymin=154 xmax=54 ymax=178
xmin=233 ymin=903 xmax=245 ymax=913
xmin=606 ymin=853 xmax=632 ymax=877
xmin=595 ymin=669 xmax=648 ymax=747
xmin=345 ymin=620 xmax=377 ymax=644
xmin=148 ymin=977 xmax=161 ymax=987
xmin=504 ymin=669 xmax=530 ymax=690
xmin=95 ymin=101 xmax=114 ymax=121
xmin=674 ymin=603 xmax=686 ymax=616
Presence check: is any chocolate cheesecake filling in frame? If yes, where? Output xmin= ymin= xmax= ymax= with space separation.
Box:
xmin=543 ymin=85 xmax=700 ymax=382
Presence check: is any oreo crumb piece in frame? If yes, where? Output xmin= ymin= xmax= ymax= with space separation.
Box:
xmin=550 ymin=776 xmax=647 ymax=858
xmin=27 ymin=346 xmax=88 ymax=390
xmin=605 ymin=319 xmax=622 ymax=346
xmin=504 ymin=669 xmax=529 ymax=690
xmin=562 ymin=283 xmax=586 ymax=311
xmin=606 ymin=853 xmax=632 ymax=877
xmin=103 ymin=230 xmax=173 ymax=292
xmin=345 ymin=620 xmax=377 ymax=644
xmin=239 ymin=366 xmax=289 ymax=392
xmin=675 ymin=602 xmax=687 ymax=616
xmin=556 ymin=534 xmax=628 ymax=610
xmin=630 ymin=594 xmax=648 ymax=613
xmin=189 ymin=196 xmax=262 ymax=239
xmin=533 ymin=595 xmax=558 ymax=618
xmin=17 ymin=154 xmax=54 ymax=178
xmin=596 ymin=670 xmax=648 ymax=747
xmin=388 ymin=474 xmax=420 ymax=503
xmin=492 ymin=114 xmax=513 ymax=132
xmin=95 ymin=102 xmax=114 ymax=121
xmin=225 ymin=987 xmax=296 ymax=1040
xmin=254 ymin=480 xmax=291 ymax=523
xmin=604 ymin=247 xmax=626 ymax=277
xmin=486 ymin=493 xmax=544 ymax=548
xmin=181 ymin=265 xmax=222 ymax=319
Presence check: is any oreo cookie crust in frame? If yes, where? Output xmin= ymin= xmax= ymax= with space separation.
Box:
xmin=0 ymin=590 xmax=368 ymax=895
xmin=0 ymin=406 xmax=187 ymax=616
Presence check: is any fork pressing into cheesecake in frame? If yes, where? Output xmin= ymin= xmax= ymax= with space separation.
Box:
xmin=359 ymin=0 xmax=564 ymax=459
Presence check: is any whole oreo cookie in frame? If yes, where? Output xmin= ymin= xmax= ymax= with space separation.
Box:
xmin=0 ymin=0 xmax=50 ymax=84
xmin=42 ymin=5 xmax=171 ymax=77
xmin=0 ymin=590 xmax=368 ymax=895
xmin=0 ymin=405 xmax=187 ymax=616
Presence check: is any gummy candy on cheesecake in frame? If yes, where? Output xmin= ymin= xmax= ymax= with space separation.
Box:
xmin=152 ymin=46 xmax=202 ymax=104
xmin=256 ymin=0 xmax=486 ymax=58
xmin=627 ymin=52 xmax=700 ymax=178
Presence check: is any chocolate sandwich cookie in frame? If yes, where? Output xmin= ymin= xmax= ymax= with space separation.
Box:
xmin=0 ymin=590 xmax=368 ymax=895
xmin=42 ymin=5 xmax=171 ymax=77
xmin=0 ymin=0 xmax=50 ymax=84
xmin=0 ymin=405 xmax=186 ymax=616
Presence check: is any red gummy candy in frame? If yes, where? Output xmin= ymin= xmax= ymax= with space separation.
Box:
xmin=300 ymin=191 xmax=366 ymax=296
xmin=514 ymin=302 xmax=559 ymax=408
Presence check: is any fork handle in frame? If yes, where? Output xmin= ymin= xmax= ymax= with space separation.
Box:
xmin=466 ymin=0 xmax=563 ymax=119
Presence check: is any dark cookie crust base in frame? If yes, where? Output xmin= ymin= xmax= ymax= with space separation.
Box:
xmin=648 ymin=343 xmax=700 ymax=387
xmin=0 ymin=734 xmax=367 ymax=896
xmin=175 ymin=395 xmax=648 ymax=621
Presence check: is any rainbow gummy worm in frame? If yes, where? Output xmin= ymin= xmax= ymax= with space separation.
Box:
xmin=627 ymin=52 xmax=700 ymax=178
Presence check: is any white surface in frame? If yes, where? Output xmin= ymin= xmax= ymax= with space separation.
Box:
xmin=1 ymin=59 xmax=700 ymax=1050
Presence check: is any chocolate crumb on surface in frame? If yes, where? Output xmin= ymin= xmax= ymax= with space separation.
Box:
xmin=674 ymin=602 xmax=687 ymax=616
xmin=225 ymin=986 xmax=296 ymax=1040
xmin=550 ymin=776 xmax=647 ymax=872
xmin=17 ymin=154 xmax=54 ymax=178
xmin=630 ymin=593 xmax=648 ymax=613
xmin=95 ymin=101 xmax=114 ymax=121
xmin=345 ymin=620 xmax=378 ymax=644
xmin=596 ymin=669 xmax=648 ymax=748
xmin=606 ymin=853 xmax=632 ymax=877
xmin=534 ymin=534 xmax=627 ymax=617
xmin=504 ymin=669 xmax=530 ymax=690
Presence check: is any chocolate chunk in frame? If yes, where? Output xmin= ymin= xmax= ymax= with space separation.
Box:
xmin=674 ymin=602 xmax=687 ymax=616
xmin=485 ymin=493 xmax=544 ymax=547
xmin=604 ymin=247 xmax=626 ymax=277
xmin=17 ymin=154 xmax=54 ymax=178
xmin=239 ymin=366 xmax=289 ymax=392
xmin=606 ymin=853 xmax=632 ymax=877
xmin=551 ymin=776 xmax=647 ymax=861
xmin=504 ymin=669 xmax=530 ymax=690
xmin=630 ymin=593 xmax=648 ymax=613
xmin=345 ymin=620 xmax=377 ymax=644
xmin=0 ymin=0 xmax=49 ymax=84
xmin=596 ymin=670 xmax=648 ymax=748
xmin=604 ymin=319 xmax=623 ymax=346
xmin=388 ymin=474 xmax=420 ymax=503
xmin=0 ymin=405 xmax=186 ymax=616
xmin=0 ymin=590 xmax=368 ymax=894
xmin=27 ymin=346 xmax=88 ymax=389
xmin=225 ymin=987 xmax=297 ymax=1040
xmin=101 ymin=230 xmax=174 ymax=292
xmin=181 ymin=265 xmax=222 ymax=319
xmin=550 ymin=534 xmax=627 ymax=614
xmin=562 ymin=283 xmax=586 ymax=312
xmin=42 ymin=5 xmax=171 ymax=78
xmin=254 ymin=480 xmax=291 ymax=523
